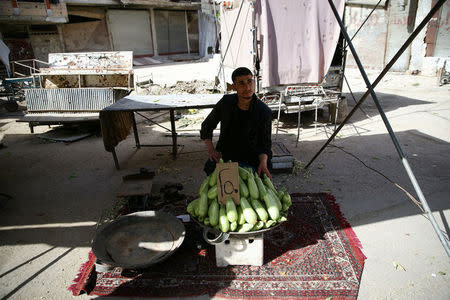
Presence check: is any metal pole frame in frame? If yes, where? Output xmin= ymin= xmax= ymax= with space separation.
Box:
xmin=319 ymin=0 xmax=449 ymax=256
xmin=307 ymin=0 xmax=447 ymax=169
xmin=213 ymin=0 xmax=246 ymax=91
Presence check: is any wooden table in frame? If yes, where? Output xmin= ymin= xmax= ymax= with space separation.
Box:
xmin=100 ymin=93 xmax=223 ymax=169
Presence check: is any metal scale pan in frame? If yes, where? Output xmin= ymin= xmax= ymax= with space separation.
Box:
xmin=92 ymin=210 xmax=185 ymax=269
xmin=191 ymin=216 xmax=281 ymax=245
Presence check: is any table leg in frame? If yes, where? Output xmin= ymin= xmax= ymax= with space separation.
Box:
xmin=131 ymin=112 xmax=140 ymax=148
xmin=170 ymin=109 xmax=177 ymax=159
xmin=112 ymin=148 xmax=120 ymax=170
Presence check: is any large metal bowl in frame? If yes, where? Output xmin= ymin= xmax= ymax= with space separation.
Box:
xmin=92 ymin=210 xmax=185 ymax=269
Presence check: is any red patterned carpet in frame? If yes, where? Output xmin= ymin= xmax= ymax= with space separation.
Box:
xmin=70 ymin=193 xmax=366 ymax=299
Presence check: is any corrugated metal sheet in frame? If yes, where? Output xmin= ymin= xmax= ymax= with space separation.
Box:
xmin=26 ymin=88 xmax=114 ymax=112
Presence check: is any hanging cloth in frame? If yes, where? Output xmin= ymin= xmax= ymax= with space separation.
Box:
xmin=255 ymin=0 xmax=345 ymax=87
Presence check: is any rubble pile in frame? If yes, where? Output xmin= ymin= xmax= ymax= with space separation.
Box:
xmin=137 ymin=80 xmax=217 ymax=95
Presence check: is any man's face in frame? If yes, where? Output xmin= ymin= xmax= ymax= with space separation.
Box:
xmin=233 ymin=74 xmax=254 ymax=100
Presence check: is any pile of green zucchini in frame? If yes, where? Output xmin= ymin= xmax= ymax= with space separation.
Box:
xmin=187 ymin=163 xmax=292 ymax=233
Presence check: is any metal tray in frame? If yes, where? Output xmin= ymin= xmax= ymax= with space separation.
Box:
xmin=92 ymin=210 xmax=185 ymax=269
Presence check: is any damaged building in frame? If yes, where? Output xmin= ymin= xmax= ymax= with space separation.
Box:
xmin=0 ymin=0 xmax=448 ymax=78
xmin=0 ymin=0 xmax=218 ymax=67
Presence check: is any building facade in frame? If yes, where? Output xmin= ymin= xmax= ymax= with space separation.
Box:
xmin=0 ymin=0 xmax=448 ymax=77
xmin=0 ymin=0 xmax=217 ymax=64
xmin=345 ymin=0 xmax=449 ymax=76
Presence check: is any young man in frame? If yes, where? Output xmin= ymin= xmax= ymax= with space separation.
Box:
xmin=200 ymin=67 xmax=273 ymax=180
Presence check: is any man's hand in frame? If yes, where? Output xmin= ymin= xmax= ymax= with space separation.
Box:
xmin=205 ymin=139 xmax=222 ymax=162
xmin=257 ymin=154 xmax=272 ymax=181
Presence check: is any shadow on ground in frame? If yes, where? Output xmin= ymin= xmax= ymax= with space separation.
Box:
xmin=0 ymin=91 xmax=447 ymax=252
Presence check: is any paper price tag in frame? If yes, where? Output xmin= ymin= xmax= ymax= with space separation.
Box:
xmin=216 ymin=162 xmax=240 ymax=205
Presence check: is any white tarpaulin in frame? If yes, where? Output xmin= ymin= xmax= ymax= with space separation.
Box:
xmin=220 ymin=0 xmax=345 ymax=87
xmin=0 ymin=39 xmax=10 ymax=76
xmin=255 ymin=0 xmax=345 ymax=87
xmin=220 ymin=0 xmax=254 ymax=71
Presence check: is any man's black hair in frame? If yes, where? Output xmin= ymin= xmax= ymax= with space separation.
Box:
xmin=231 ymin=67 xmax=253 ymax=83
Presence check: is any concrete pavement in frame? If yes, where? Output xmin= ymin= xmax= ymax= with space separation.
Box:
xmin=0 ymin=63 xmax=449 ymax=299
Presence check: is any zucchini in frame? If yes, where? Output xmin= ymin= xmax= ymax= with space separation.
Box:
xmin=219 ymin=204 xmax=230 ymax=232
xmin=186 ymin=198 xmax=199 ymax=216
xmin=277 ymin=187 xmax=287 ymax=200
xmin=282 ymin=192 xmax=292 ymax=206
xmin=204 ymin=217 xmax=210 ymax=226
xmin=247 ymin=172 xmax=259 ymax=200
xmin=254 ymin=174 xmax=267 ymax=200
xmin=195 ymin=199 xmax=201 ymax=216
xmin=238 ymin=166 xmax=249 ymax=180
xmin=282 ymin=201 xmax=291 ymax=212
xmin=199 ymin=175 xmax=210 ymax=194
xmin=237 ymin=205 xmax=246 ymax=225
xmin=239 ymin=177 xmax=249 ymax=198
xmin=207 ymin=185 xmax=218 ymax=200
xmin=226 ymin=196 xmax=238 ymax=223
xmin=264 ymin=220 xmax=277 ymax=228
xmin=230 ymin=221 xmax=238 ymax=232
xmin=208 ymin=200 xmax=219 ymax=227
xmin=278 ymin=215 xmax=288 ymax=223
xmin=263 ymin=173 xmax=277 ymax=195
xmin=209 ymin=168 xmax=217 ymax=187
xmin=253 ymin=221 xmax=264 ymax=231
xmin=263 ymin=193 xmax=280 ymax=221
xmin=238 ymin=223 xmax=254 ymax=233
xmin=198 ymin=190 xmax=209 ymax=217
xmin=239 ymin=197 xmax=258 ymax=225
xmin=250 ymin=198 xmax=269 ymax=222
xmin=198 ymin=215 xmax=205 ymax=222
xmin=267 ymin=188 xmax=282 ymax=211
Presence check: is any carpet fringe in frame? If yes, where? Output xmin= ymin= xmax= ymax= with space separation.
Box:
xmin=321 ymin=193 xmax=367 ymax=261
xmin=68 ymin=250 xmax=96 ymax=296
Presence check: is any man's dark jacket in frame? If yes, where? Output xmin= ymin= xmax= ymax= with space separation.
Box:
xmin=200 ymin=93 xmax=272 ymax=169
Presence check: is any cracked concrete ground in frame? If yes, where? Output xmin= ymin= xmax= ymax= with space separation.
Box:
xmin=0 ymin=62 xmax=449 ymax=299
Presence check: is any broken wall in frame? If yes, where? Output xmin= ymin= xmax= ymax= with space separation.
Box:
xmin=384 ymin=0 xmax=419 ymax=71
xmin=345 ymin=0 xmax=449 ymax=74
xmin=344 ymin=3 xmax=388 ymax=70
xmin=63 ymin=7 xmax=111 ymax=53
xmin=29 ymin=33 xmax=62 ymax=62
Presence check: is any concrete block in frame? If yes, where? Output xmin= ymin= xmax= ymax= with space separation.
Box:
xmin=215 ymin=235 xmax=264 ymax=267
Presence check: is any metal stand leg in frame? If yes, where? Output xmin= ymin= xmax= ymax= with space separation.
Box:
xmin=327 ymin=0 xmax=450 ymax=257
xmin=334 ymin=97 xmax=340 ymax=131
xmin=112 ymin=148 xmax=120 ymax=170
xmin=29 ymin=123 xmax=34 ymax=133
xmin=275 ymin=92 xmax=283 ymax=140
xmin=314 ymin=102 xmax=318 ymax=135
xmin=296 ymin=101 xmax=301 ymax=148
xmin=131 ymin=112 xmax=140 ymax=148
xmin=170 ymin=109 xmax=177 ymax=159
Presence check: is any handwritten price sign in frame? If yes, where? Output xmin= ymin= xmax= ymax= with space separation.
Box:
xmin=216 ymin=162 xmax=240 ymax=205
